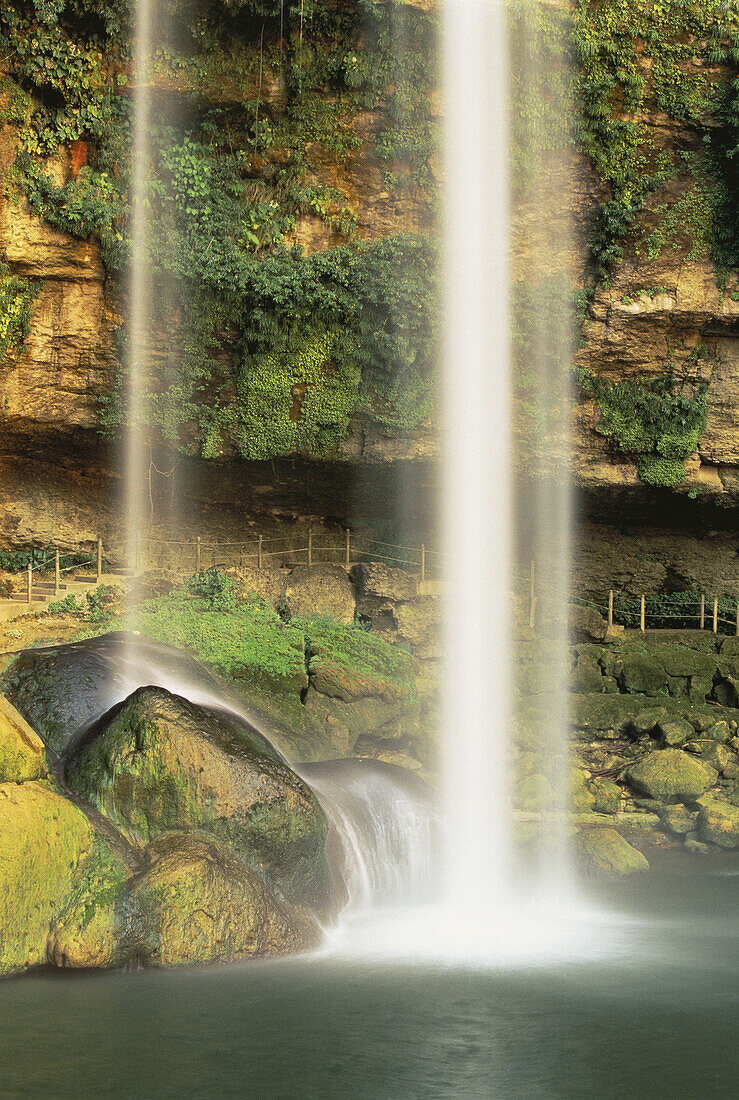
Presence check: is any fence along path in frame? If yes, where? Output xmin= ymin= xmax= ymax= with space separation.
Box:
xmin=0 ymin=530 xmax=443 ymax=610
xmin=137 ymin=529 xmax=441 ymax=583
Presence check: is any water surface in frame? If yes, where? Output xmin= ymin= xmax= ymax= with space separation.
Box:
xmin=1 ymin=852 xmax=736 ymax=1099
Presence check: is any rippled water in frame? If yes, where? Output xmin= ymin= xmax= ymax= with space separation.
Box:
xmin=1 ymin=851 xmax=736 ymax=1099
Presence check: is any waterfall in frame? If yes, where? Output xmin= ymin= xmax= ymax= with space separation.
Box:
xmin=441 ymin=0 xmax=513 ymax=919
xmin=125 ymin=0 xmax=153 ymax=582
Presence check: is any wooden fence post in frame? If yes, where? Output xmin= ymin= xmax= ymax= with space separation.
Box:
xmin=640 ymin=595 xmax=646 ymax=633
xmin=307 ymin=527 xmax=313 ymax=566
xmin=713 ymin=597 xmax=719 ymax=635
xmin=27 ymin=563 xmax=32 ymax=604
xmin=700 ymin=593 xmax=705 ymax=630
xmin=258 ymin=535 xmax=263 ymax=570
xmin=528 ymin=561 xmax=536 ymax=629
xmin=96 ymin=538 xmax=103 ymax=584
xmin=421 ymin=544 xmax=426 ymax=583
xmin=345 ymin=527 xmax=351 ymax=569
xmin=736 ymin=600 xmax=739 ymax=638
xmin=196 ymin=537 xmax=201 ymax=574
xmin=55 ymin=551 xmax=60 ymax=597
xmin=608 ymin=590 xmax=614 ymax=630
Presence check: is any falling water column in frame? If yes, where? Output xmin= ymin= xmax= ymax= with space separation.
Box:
xmin=441 ymin=0 xmax=513 ymax=920
xmin=125 ymin=0 xmax=153 ymax=585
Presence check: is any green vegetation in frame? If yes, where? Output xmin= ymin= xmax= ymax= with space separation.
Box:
xmin=571 ymin=0 xmax=739 ymax=284
xmin=579 ymin=371 xmax=708 ymax=487
xmin=0 ymin=0 xmax=438 ymax=460
xmin=0 ymin=262 xmax=37 ymax=361
xmin=128 ymin=575 xmax=416 ymax=698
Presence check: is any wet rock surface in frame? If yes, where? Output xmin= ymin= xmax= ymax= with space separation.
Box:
xmin=65 ymin=686 xmax=331 ymax=910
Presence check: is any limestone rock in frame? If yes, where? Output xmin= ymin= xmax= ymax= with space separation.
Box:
xmin=696 ymin=797 xmax=739 ymax=849
xmin=353 ymin=562 xmax=418 ymax=604
xmin=0 ymin=694 xmax=48 ymax=782
xmin=284 ymin=564 xmax=356 ymax=625
xmin=47 ymin=836 xmax=133 ymax=970
xmin=517 ymin=773 xmax=556 ymax=812
xmin=0 ymin=781 xmax=93 ymax=976
xmin=659 ymin=804 xmax=697 ymax=837
xmin=657 ymin=716 xmax=694 ymax=747
xmin=65 ymin=687 xmax=331 ymax=910
xmin=131 ymin=834 xmax=320 ymax=966
xmin=574 ymin=828 xmax=649 ymax=876
xmin=626 ymin=748 xmax=717 ymax=803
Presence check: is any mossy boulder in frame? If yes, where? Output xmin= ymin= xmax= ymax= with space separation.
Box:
xmin=695 ymin=797 xmax=739 ymax=849
xmin=574 ymin=828 xmax=649 ymax=876
xmin=588 ymin=777 xmax=621 ymax=814
xmin=626 ymin=748 xmax=717 ymax=803
xmin=131 ymin=834 xmax=320 ymax=966
xmin=659 ymin=804 xmax=697 ymax=837
xmin=517 ymin=773 xmax=556 ymax=812
xmin=0 ymin=781 xmax=94 ymax=976
xmin=570 ymin=767 xmax=596 ymax=813
xmin=65 ymin=687 xmax=331 ymax=910
xmin=0 ymin=694 xmax=48 ymax=782
xmin=0 ymin=636 xmax=136 ymax=756
xmin=284 ymin=565 xmax=356 ymax=625
xmin=657 ymin=716 xmax=694 ymax=747
xmin=47 ymin=836 xmax=133 ymax=970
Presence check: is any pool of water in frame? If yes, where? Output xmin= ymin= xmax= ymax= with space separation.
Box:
xmin=1 ymin=851 xmax=737 ymax=1099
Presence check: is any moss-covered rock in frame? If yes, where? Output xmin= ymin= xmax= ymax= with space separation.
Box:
xmin=284 ymin=565 xmax=356 ymax=625
xmin=47 ymin=835 xmax=133 ymax=970
xmin=574 ymin=828 xmax=649 ymax=876
xmin=696 ymin=797 xmax=739 ymax=849
xmin=0 ymin=781 xmax=93 ymax=976
xmin=517 ymin=772 xmax=556 ymax=812
xmin=588 ymin=777 xmax=621 ymax=814
xmin=65 ymin=687 xmax=331 ymax=910
xmin=657 ymin=716 xmax=694 ymax=747
xmin=0 ymin=694 xmax=48 ymax=782
xmin=132 ymin=833 xmax=319 ymax=967
xmin=626 ymin=748 xmax=717 ymax=803
xmin=659 ymin=804 xmax=697 ymax=837
xmin=570 ymin=767 xmax=596 ymax=813
xmin=0 ymin=637 xmax=136 ymax=756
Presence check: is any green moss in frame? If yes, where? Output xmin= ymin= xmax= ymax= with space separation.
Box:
xmin=580 ymin=373 xmax=708 ymax=488
xmin=0 ymin=780 xmax=93 ymax=975
xmin=131 ymin=589 xmax=308 ymax=694
xmin=0 ymin=261 xmax=37 ymax=362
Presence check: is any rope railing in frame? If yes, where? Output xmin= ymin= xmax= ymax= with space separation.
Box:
xmin=534 ymin=574 xmax=739 ymax=638
xmin=1 ymin=529 xmax=442 ymax=605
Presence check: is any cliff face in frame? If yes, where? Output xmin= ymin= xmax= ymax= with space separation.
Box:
xmin=2 ymin=0 xmax=739 ymax=564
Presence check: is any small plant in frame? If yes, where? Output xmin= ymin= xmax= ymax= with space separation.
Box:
xmin=47 ymin=593 xmax=82 ymax=616
xmin=186 ymin=568 xmax=239 ymax=612
xmin=86 ymin=584 xmax=121 ymax=624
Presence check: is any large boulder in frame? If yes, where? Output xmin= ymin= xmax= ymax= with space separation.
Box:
xmin=284 ymin=565 xmax=356 ymax=625
xmin=0 ymin=781 xmax=94 ymax=976
xmin=696 ymin=797 xmax=739 ymax=849
xmin=574 ymin=828 xmax=649 ymax=875
xmin=47 ymin=836 xmax=134 ymax=970
xmin=353 ymin=562 xmax=418 ymax=604
xmin=65 ymin=687 xmax=331 ymax=910
xmin=0 ymin=633 xmax=227 ymax=758
xmin=626 ymin=748 xmax=717 ymax=803
xmin=132 ymin=834 xmax=319 ymax=966
xmin=0 ymin=694 xmax=48 ymax=782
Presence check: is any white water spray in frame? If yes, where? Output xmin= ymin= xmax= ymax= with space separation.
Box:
xmin=125 ymin=0 xmax=152 ymax=581
xmin=441 ymin=0 xmax=513 ymax=918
